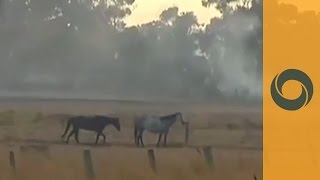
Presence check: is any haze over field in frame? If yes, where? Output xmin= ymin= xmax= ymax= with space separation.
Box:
xmin=0 ymin=0 xmax=262 ymax=103
xmin=0 ymin=1 xmax=264 ymax=179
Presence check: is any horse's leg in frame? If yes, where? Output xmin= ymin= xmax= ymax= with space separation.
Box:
xmin=135 ymin=135 xmax=138 ymax=145
xmin=137 ymin=130 xmax=141 ymax=146
xmin=164 ymin=130 xmax=169 ymax=146
xmin=101 ymin=133 xmax=106 ymax=143
xmin=74 ymin=129 xmax=80 ymax=144
xmin=136 ymin=129 xmax=142 ymax=146
xmin=95 ymin=132 xmax=101 ymax=145
xmin=138 ymin=129 xmax=145 ymax=147
xmin=66 ymin=130 xmax=75 ymax=144
xmin=135 ymin=131 xmax=140 ymax=146
xmin=134 ymin=126 xmax=138 ymax=145
xmin=156 ymin=133 xmax=163 ymax=147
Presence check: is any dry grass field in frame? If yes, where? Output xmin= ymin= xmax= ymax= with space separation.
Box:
xmin=0 ymin=99 xmax=262 ymax=180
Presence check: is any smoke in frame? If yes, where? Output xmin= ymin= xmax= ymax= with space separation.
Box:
xmin=0 ymin=0 xmax=262 ymax=103
xmin=209 ymin=10 xmax=262 ymax=98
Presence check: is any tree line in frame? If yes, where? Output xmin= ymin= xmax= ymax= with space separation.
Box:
xmin=0 ymin=0 xmax=262 ymax=103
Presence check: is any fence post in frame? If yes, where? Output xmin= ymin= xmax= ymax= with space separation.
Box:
xmin=185 ymin=122 xmax=189 ymax=145
xmin=83 ymin=149 xmax=95 ymax=179
xmin=9 ymin=151 xmax=16 ymax=175
xmin=147 ymin=149 xmax=157 ymax=173
xmin=203 ymin=146 xmax=213 ymax=168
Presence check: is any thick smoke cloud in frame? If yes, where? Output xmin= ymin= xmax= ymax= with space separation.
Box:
xmin=0 ymin=0 xmax=262 ymax=103
xmin=206 ymin=5 xmax=261 ymax=98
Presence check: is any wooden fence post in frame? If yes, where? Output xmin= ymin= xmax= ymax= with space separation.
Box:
xmin=147 ymin=149 xmax=157 ymax=173
xmin=203 ymin=146 xmax=213 ymax=168
xmin=9 ymin=151 xmax=16 ymax=175
xmin=185 ymin=122 xmax=189 ymax=145
xmin=83 ymin=149 xmax=95 ymax=179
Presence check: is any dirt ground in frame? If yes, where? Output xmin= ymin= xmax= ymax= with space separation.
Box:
xmin=0 ymin=99 xmax=262 ymax=180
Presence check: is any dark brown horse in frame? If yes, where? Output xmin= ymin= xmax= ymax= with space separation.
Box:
xmin=61 ymin=115 xmax=120 ymax=144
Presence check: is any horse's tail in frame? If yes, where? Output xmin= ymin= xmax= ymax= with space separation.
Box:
xmin=61 ymin=118 xmax=72 ymax=139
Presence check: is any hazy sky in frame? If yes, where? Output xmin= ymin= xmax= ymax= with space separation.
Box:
xmin=124 ymin=0 xmax=320 ymax=27
xmin=124 ymin=0 xmax=220 ymax=26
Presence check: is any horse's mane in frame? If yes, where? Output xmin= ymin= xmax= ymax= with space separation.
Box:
xmin=160 ymin=112 xmax=181 ymax=121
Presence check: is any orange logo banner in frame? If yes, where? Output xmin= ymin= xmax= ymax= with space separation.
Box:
xmin=264 ymin=0 xmax=320 ymax=179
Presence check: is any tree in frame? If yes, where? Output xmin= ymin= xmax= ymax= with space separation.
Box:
xmin=199 ymin=0 xmax=262 ymax=100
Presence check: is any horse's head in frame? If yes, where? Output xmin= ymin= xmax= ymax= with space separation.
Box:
xmin=111 ymin=117 xmax=121 ymax=131
xmin=174 ymin=112 xmax=185 ymax=125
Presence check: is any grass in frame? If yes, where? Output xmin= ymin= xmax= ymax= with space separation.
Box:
xmin=0 ymin=146 xmax=261 ymax=180
xmin=0 ymin=101 xmax=262 ymax=180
